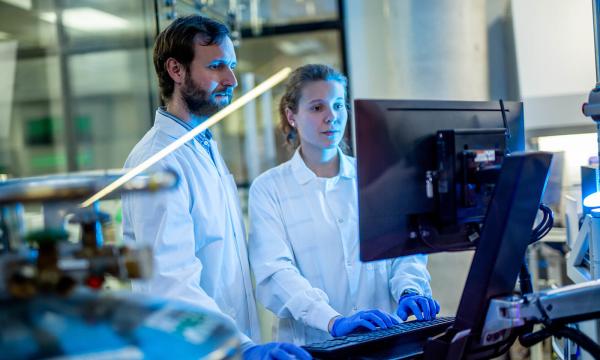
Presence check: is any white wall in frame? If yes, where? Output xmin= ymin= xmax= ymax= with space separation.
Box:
xmin=344 ymin=0 xmax=490 ymax=317
xmin=345 ymin=0 xmax=489 ymax=101
xmin=511 ymin=0 xmax=596 ymax=129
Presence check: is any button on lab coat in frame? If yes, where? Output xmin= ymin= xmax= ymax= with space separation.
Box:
xmin=248 ymin=149 xmax=432 ymax=345
xmin=122 ymin=109 xmax=260 ymax=348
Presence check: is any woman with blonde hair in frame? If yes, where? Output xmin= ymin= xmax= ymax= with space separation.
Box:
xmin=248 ymin=64 xmax=439 ymax=345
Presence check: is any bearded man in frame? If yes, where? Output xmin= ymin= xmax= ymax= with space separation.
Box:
xmin=122 ymin=15 xmax=310 ymax=360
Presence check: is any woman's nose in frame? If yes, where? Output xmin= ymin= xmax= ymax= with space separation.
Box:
xmin=324 ymin=108 xmax=335 ymax=123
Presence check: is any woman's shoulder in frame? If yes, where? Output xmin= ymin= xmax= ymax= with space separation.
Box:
xmin=342 ymin=152 xmax=356 ymax=163
xmin=251 ymin=158 xmax=294 ymax=191
xmin=340 ymin=152 xmax=357 ymax=170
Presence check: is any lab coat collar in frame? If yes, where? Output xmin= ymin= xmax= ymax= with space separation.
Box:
xmin=152 ymin=108 xmax=213 ymax=156
xmin=338 ymin=149 xmax=356 ymax=179
xmin=153 ymin=108 xmax=192 ymax=140
xmin=290 ymin=147 xmax=355 ymax=185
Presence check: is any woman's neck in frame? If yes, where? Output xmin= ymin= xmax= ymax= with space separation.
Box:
xmin=300 ymin=145 xmax=339 ymax=178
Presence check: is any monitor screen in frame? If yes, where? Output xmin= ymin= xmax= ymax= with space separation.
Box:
xmin=355 ymin=99 xmax=525 ymax=261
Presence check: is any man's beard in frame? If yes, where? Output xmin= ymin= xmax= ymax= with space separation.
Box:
xmin=181 ymin=75 xmax=230 ymax=117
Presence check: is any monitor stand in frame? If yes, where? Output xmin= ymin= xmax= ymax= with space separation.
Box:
xmin=424 ymin=152 xmax=553 ymax=360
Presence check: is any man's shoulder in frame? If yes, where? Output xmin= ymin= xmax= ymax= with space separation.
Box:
xmin=124 ymin=127 xmax=189 ymax=169
xmin=125 ymin=133 xmax=159 ymax=168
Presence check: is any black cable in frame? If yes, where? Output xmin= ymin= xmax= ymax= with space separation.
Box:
xmin=519 ymin=259 xmax=534 ymax=294
xmin=537 ymin=205 xmax=553 ymax=240
xmin=520 ymin=324 xmax=600 ymax=358
xmin=530 ymin=203 xmax=554 ymax=244
xmin=531 ymin=206 xmax=549 ymax=236
xmin=533 ymin=204 xmax=552 ymax=241
xmin=520 ymin=204 xmax=554 ymax=295
xmin=550 ymin=326 xmax=600 ymax=359
xmin=539 ymin=204 xmax=553 ymax=235
xmin=519 ymin=327 xmax=552 ymax=347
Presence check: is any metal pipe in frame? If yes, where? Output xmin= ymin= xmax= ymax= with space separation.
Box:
xmin=593 ymin=0 xmax=600 ymax=82
xmin=55 ymin=0 xmax=78 ymax=172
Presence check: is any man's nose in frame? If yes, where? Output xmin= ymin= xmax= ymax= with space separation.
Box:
xmin=222 ymin=68 xmax=237 ymax=89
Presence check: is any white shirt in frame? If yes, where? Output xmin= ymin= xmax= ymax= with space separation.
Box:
xmin=122 ymin=109 xmax=260 ymax=349
xmin=248 ymin=148 xmax=432 ymax=345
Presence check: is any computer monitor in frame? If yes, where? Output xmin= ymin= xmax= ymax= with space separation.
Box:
xmin=425 ymin=151 xmax=552 ymax=359
xmin=355 ymin=99 xmax=525 ymax=261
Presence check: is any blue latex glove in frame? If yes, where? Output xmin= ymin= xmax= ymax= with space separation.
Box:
xmin=396 ymin=293 xmax=440 ymax=321
xmin=243 ymin=342 xmax=312 ymax=360
xmin=330 ymin=309 xmax=399 ymax=337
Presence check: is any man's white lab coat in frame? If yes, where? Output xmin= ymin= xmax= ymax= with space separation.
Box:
xmin=122 ymin=109 xmax=260 ymax=348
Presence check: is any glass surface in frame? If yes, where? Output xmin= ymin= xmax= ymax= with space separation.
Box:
xmin=157 ymin=2 xmax=344 ymax=183
xmin=0 ymin=0 xmax=344 ymax=182
xmin=171 ymin=0 xmax=338 ymax=28
xmin=223 ymin=30 xmax=343 ymax=182
xmin=158 ymin=11 xmax=344 ymax=183
xmin=0 ymin=0 xmax=157 ymax=177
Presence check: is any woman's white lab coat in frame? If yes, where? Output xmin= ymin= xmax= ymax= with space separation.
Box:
xmin=248 ymin=149 xmax=432 ymax=345
xmin=122 ymin=109 xmax=260 ymax=348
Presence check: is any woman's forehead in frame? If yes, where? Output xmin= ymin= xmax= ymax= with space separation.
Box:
xmin=299 ymin=80 xmax=345 ymax=102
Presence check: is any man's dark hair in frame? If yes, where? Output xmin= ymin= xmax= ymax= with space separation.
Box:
xmin=153 ymin=15 xmax=230 ymax=101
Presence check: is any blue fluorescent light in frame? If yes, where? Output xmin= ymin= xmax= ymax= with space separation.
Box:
xmin=583 ymin=192 xmax=600 ymax=209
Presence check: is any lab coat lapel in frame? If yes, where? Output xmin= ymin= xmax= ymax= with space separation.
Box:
xmin=209 ymin=140 xmax=259 ymax=337
xmin=210 ymin=140 xmax=246 ymax=245
xmin=154 ymin=111 xmax=211 ymax=160
xmin=210 ymin=140 xmax=228 ymax=177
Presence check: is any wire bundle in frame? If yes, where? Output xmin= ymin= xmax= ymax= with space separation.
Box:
xmin=530 ymin=203 xmax=554 ymax=244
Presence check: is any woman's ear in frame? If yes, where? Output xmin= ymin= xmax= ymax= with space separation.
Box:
xmin=285 ymin=108 xmax=295 ymax=127
xmin=165 ymin=58 xmax=185 ymax=85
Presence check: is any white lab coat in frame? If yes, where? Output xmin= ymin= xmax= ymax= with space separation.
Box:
xmin=122 ymin=109 xmax=260 ymax=349
xmin=248 ymin=148 xmax=432 ymax=345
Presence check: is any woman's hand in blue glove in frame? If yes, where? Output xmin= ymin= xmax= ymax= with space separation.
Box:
xmin=329 ymin=309 xmax=399 ymax=337
xmin=396 ymin=293 xmax=440 ymax=321
xmin=243 ymin=342 xmax=312 ymax=360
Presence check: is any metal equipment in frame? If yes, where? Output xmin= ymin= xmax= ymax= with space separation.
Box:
xmin=0 ymin=170 xmax=177 ymax=297
xmin=0 ymin=169 xmax=241 ymax=359
xmin=481 ymin=280 xmax=600 ymax=359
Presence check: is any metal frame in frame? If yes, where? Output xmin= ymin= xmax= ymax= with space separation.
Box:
xmin=564 ymin=212 xmax=600 ymax=359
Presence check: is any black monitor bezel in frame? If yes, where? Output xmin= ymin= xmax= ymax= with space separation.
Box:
xmin=355 ymin=99 xmax=525 ymax=261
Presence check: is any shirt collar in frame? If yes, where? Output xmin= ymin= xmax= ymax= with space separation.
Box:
xmin=290 ymin=147 xmax=355 ymax=185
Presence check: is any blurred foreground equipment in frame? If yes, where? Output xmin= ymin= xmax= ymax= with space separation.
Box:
xmin=0 ymin=170 xmax=240 ymax=359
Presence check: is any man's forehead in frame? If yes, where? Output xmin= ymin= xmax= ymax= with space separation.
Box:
xmin=192 ymin=35 xmax=236 ymax=60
